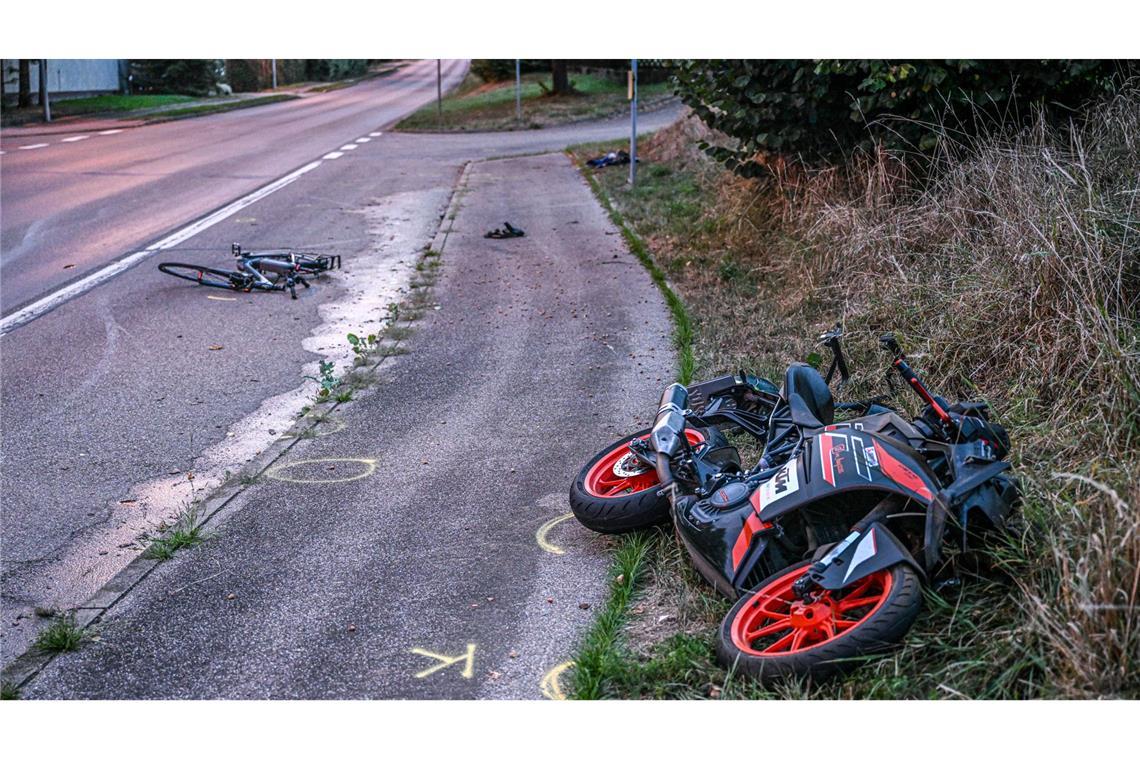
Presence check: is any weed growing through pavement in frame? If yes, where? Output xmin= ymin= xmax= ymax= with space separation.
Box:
xmin=305 ymin=360 xmax=341 ymax=403
xmin=0 ymin=682 xmax=19 ymax=700
xmin=33 ymin=614 xmax=87 ymax=654
xmin=143 ymin=506 xmax=205 ymax=560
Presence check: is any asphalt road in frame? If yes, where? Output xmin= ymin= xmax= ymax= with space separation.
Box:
xmin=23 ymin=153 xmax=674 ymax=698
xmin=0 ymin=59 xmax=469 ymax=315
xmin=0 ymin=59 xmax=684 ymax=689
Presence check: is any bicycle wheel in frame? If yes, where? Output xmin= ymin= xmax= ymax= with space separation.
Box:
xmin=158 ymin=263 xmax=240 ymax=290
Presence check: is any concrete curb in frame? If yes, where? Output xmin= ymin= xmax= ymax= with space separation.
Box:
xmin=0 ymin=159 xmax=476 ymax=695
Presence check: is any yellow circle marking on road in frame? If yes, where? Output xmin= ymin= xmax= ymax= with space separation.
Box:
xmin=540 ymin=661 xmax=575 ymax=700
xmin=536 ymin=513 xmax=576 ymax=556
xmin=265 ymin=457 xmax=377 ymax=484
xmin=206 ymin=295 xmax=237 ymax=302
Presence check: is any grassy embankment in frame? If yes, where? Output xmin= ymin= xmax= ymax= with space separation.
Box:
xmin=396 ymin=70 xmax=672 ymax=132
xmin=568 ymin=94 xmax=1140 ymax=699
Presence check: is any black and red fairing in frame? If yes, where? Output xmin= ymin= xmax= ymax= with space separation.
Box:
xmin=672 ymin=423 xmax=940 ymax=597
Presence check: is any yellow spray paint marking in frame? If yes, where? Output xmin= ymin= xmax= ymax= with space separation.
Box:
xmin=410 ymin=644 xmax=476 ymax=679
xmin=206 ymin=295 xmax=237 ymax=301
xmin=540 ymin=661 xmax=575 ymax=700
xmin=265 ymin=457 xmax=377 ymax=484
xmin=536 ymin=513 xmax=576 ymax=556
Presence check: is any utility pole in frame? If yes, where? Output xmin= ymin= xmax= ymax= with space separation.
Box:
xmin=515 ymin=59 xmax=522 ymax=123
xmin=39 ymin=59 xmax=51 ymax=122
xmin=629 ymin=59 xmax=638 ymax=186
xmin=271 ymin=59 xmax=277 ymax=89
xmin=437 ymin=59 xmax=443 ymax=129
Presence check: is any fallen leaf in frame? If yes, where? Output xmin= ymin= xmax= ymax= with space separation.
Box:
xmin=348 ymin=624 xmax=357 ymax=633
xmin=119 ymin=499 xmax=137 ymax=504
xmin=579 ymin=602 xmax=591 ymax=610
xmin=225 ymin=593 xmax=236 ymax=600
xmin=63 ymin=263 xmax=76 ymax=269
xmin=208 ymin=345 xmax=224 ymax=351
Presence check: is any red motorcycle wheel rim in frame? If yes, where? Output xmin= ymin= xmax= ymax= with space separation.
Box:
xmin=582 ymin=429 xmax=705 ymax=498
xmin=730 ymin=564 xmax=894 ymax=656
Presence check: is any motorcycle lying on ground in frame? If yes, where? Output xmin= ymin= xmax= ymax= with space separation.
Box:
xmin=569 ymin=330 xmax=1019 ymax=683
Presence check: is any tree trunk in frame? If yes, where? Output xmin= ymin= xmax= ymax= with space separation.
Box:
xmin=551 ymin=60 xmax=571 ymax=95
xmin=18 ymin=59 xmax=31 ymax=108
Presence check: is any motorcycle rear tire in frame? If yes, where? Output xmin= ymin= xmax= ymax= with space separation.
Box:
xmin=716 ymin=559 xmax=923 ymax=684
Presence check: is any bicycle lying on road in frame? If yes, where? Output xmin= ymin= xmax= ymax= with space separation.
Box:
xmin=159 ymin=243 xmax=341 ymax=299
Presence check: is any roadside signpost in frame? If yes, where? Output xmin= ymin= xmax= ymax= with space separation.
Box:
xmin=629 ymin=59 xmax=638 ymax=185
xmin=437 ymin=59 xmax=443 ymax=129
xmin=271 ymin=59 xmax=277 ymax=89
xmin=40 ymin=59 xmax=51 ymax=122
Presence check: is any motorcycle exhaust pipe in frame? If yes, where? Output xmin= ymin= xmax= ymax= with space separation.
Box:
xmin=650 ymin=383 xmax=688 ymax=495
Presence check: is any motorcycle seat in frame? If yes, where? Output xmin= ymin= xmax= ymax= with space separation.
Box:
xmin=783 ymin=363 xmax=834 ymax=429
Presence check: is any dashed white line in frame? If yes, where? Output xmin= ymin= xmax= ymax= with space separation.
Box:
xmin=61 ymin=135 xmax=91 ymax=142
xmin=18 ymin=143 xmax=49 ymax=150
xmin=0 ymin=160 xmax=323 ymax=336
xmin=368 ymin=132 xmax=382 ymax=137
xmin=98 ymin=129 xmax=123 ymax=135
xmin=340 ymin=144 xmax=357 ymax=151
xmin=355 ymin=137 xmax=370 ymax=143
xmin=322 ymin=151 xmax=344 ymax=160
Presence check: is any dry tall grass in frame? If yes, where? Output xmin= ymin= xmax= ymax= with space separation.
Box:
xmin=631 ymin=91 xmax=1139 ymax=697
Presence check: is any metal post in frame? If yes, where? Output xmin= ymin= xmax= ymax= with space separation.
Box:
xmin=515 ymin=59 xmax=522 ymax=122
xmin=629 ymin=59 xmax=638 ymax=186
xmin=39 ymin=59 xmax=51 ymax=122
xmin=437 ymin=59 xmax=443 ymax=128
xmin=271 ymin=59 xmax=277 ymax=89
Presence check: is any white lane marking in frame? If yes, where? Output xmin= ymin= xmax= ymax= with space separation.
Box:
xmin=322 ymin=151 xmax=343 ymax=160
xmin=0 ymin=160 xmax=323 ymax=336
xmin=340 ymin=144 xmax=357 ymax=151
xmin=354 ymin=137 xmax=370 ymax=143
xmin=98 ymin=129 xmax=123 ymax=135
xmin=61 ymin=135 xmax=91 ymax=142
xmin=368 ymin=132 xmax=382 ymax=137
xmin=18 ymin=143 xmax=49 ymax=150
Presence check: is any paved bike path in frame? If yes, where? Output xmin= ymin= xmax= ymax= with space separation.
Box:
xmin=24 ymin=153 xmax=674 ymax=698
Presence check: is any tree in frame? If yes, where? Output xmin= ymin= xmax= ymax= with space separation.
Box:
xmin=18 ymin=59 xmax=30 ymax=108
xmin=550 ymin=60 xmax=572 ymax=95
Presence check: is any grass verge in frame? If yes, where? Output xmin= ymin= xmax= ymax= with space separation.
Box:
xmin=397 ymin=71 xmax=672 ymax=132
xmin=571 ymin=531 xmax=658 ymax=699
xmin=565 ymin=94 xmax=1139 ymax=698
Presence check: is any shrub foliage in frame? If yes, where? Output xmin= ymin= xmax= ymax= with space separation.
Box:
xmin=673 ymin=60 xmax=1134 ymax=173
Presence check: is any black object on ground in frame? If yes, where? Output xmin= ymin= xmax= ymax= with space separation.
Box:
xmin=484 ymin=222 xmax=526 ymax=239
xmin=586 ymin=150 xmax=637 ymax=168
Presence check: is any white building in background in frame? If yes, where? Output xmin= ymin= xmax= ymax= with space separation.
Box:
xmin=2 ymin=60 xmax=127 ymax=101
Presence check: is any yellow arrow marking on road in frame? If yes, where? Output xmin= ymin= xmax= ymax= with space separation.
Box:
xmin=536 ymin=513 xmax=575 ymax=555
xmin=410 ymin=644 xmax=476 ymax=679
xmin=540 ymin=661 xmax=575 ymax=700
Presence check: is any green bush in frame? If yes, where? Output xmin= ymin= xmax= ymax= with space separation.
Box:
xmin=673 ymin=60 xmax=1134 ymax=173
xmin=305 ymin=59 xmax=369 ymax=82
xmin=130 ymin=60 xmax=221 ymax=96
xmin=469 ymin=59 xmax=547 ymax=82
